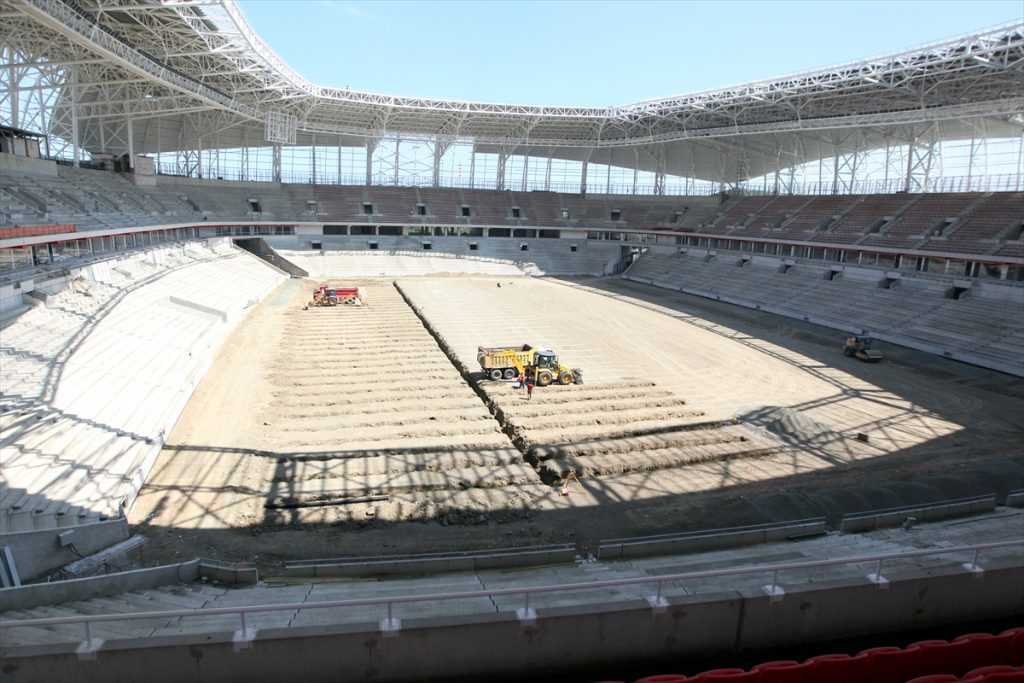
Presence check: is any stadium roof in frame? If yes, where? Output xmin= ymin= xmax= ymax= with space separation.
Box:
xmin=2 ymin=0 xmax=1023 ymax=181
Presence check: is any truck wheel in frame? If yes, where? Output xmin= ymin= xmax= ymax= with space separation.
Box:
xmin=537 ymin=371 xmax=553 ymax=387
xmin=503 ymin=368 xmax=517 ymax=380
xmin=489 ymin=369 xmax=503 ymax=381
xmin=559 ymin=371 xmax=573 ymax=385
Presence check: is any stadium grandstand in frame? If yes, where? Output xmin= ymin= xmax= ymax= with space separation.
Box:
xmin=0 ymin=1 xmax=1023 ymax=682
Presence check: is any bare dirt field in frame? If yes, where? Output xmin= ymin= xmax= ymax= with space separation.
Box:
xmin=130 ymin=275 xmax=1024 ymax=568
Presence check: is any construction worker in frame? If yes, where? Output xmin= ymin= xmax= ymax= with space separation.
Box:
xmin=517 ymin=369 xmax=526 ymax=391
xmin=526 ymin=368 xmax=535 ymax=400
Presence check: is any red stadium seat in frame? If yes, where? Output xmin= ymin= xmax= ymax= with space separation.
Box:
xmin=806 ymin=653 xmax=868 ymax=683
xmin=954 ymin=634 xmax=1011 ymax=671
xmin=859 ymin=646 xmax=910 ymax=683
xmin=962 ymin=665 xmax=1020 ymax=680
xmin=689 ymin=669 xmax=757 ymax=681
xmin=908 ymin=640 xmax=955 ymax=677
xmin=751 ymin=660 xmax=812 ymax=683
xmin=1001 ymin=628 xmax=1024 ymax=666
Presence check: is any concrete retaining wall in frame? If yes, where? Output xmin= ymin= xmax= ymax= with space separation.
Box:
xmin=284 ymin=545 xmax=576 ymax=579
xmin=0 ymin=560 xmax=199 ymax=612
xmin=839 ymin=495 xmax=997 ymax=533
xmin=2 ymin=562 xmax=1022 ymax=683
xmin=598 ymin=519 xmax=828 ymax=560
xmin=0 ymin=519 xmax=129 ymax=582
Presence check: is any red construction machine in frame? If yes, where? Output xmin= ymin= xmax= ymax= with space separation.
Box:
xmin=304 ymin=284 xmax=365 ymax=308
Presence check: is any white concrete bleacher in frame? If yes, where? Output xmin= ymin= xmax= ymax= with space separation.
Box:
xmin=0 ymin=240 xmax=286 ymax=531
xmin=626 ymin=249 xmax=1024 ymax=375
xmin=269 ymin=235 xmax=622 ymax=277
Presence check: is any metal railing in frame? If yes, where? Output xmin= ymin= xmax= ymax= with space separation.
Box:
xmin=1 ymin=539 xmax=1020 ymax=645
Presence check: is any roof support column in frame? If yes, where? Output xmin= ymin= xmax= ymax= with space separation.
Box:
xmin=155 ymin=118 xmax=161 ymax=174
xmin=495 ymin=151 xmax=507 ymax=191
xmin=337 ymin=135 xmax=343 ymax=184
xmin=1016 ymin=128 xmax=1024 ymax=192
xmin=605 ymin=149 xmax=613 ymax=193
xmin=580 ymin=148 xmax=594 ymax=196
xmin=126 ymin=118 xmax=134 ymax=170
xmin=521 ymin=153 xmax=529 ymax=192
xmin=8 ymin=64 xmax=19 ymax=129
xmin=240 ymin=126 xmax=248 ymax=182
xmin=70 ymin=64 xmax=79 ymax=167
xmin=197 ymin=137 xmax=203 ymax=178
xmin=365 ymin=137 xmax=377 ymax=185
xmin=272 ymin=143 xmax=281 ymax=183
xmin=469 ymin=151 xmax=476 ymax=189
xmin=432 ymin=136 xmax=450 ymax=188
xmin=311 ymin=133 xmax=317 ymax=185
xmin=393 ymin=136 xmax=400 ymax=186
xmin=543 ymin=154 xmax=551 ymax=192
xmin=632 ymin=148 xmax=639 ymax=195
xmin=903 ymin=124 xmax=938 ymax=193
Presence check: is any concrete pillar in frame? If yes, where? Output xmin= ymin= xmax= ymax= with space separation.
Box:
xmin=8 ymin=65 xmax=18 ymax=129
xmin=70 ymin=65 xmax=80 ymax=167
xmin=365 ymin=138 xmax=376 ymax=185
xmin=126 ymin=119 xmax=134 ymax=170
xmin=272 ymin=143 xmax=282 ymax=183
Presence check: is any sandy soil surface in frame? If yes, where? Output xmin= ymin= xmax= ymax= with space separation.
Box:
xmin=130 ymin=275 xmax=1024 ymax=568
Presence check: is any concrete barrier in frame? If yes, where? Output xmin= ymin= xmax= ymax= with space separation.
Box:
xmin=0 ymin=519 xmax=130 ymax=581
xmin=1005 ymin=490 xmax=1024 ymax=508
xmin=199 ymin=561 xmax=259 ymax=585
xmin=0 ymin=560 xmax=200 ymax=612
xmin=598 ymin=518 xmax=828 ymax=560
xmin=839 ymin=495 xmax=996 ymax=533
xmin=283 ymin=544 xmax=576 ymax=578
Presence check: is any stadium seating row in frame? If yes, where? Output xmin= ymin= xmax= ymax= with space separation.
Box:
xmin=1 ymin=166 xmax=1022 ymax=255
xmin=622 ymin=628 xmax=1024 ymax=682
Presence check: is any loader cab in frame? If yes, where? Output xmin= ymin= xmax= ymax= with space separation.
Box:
xmin=535 ymin=350 xmax=559 ymax=370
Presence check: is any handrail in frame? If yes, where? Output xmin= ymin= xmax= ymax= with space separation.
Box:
xmin=1 ymin=539 xmax=1020 ymax=635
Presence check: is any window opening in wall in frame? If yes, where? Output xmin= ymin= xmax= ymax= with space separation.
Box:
xmin=520 ymin=243 xmax=529 ymax=251
xmin=416 ymin=204 xmax=427 ymax=216
xmin=570 ymin=245 xmax=578 ymax=252
xmin=248 ymin=199 xmax=261 ymax=213
xmin=511 ymin=207 xmax=521 ymax=218
xmin=368 ymin=241 xmax=379 ymax=250
xmin=560 ymin=208 xmax=570 ymax=219
xmin=324 ymin=225 xmax=347 ymax=235
xmin=311 ymin=241 xmax=322 ymax=250
xmin=610 ymin=209 xmax=622 ymax=221
xmin=362 ymin=202 xmax=373 ymax=215
xmin=671 ymin=211 xmax=683 ymax=224
xmin=378 ymin=226 xmax=402 ymax=236
xmin=461 ymin=205 xmax=471 ymax=217
xmin=422 ymin=242 xmax=432 ymax=250
xmin=468 ymin=242 xmax=479 ymax=251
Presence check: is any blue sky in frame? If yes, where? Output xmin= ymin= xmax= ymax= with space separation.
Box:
xmin=239 ymin=0 xmax=1023 ymax=106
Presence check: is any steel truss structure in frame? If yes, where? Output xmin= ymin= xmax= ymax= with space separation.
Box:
xmin=0 ymin=0 xmax=1022 ymax=192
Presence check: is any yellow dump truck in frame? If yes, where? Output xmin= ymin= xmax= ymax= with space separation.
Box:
xmin=477 ymin=344 xmax=582 ymax=386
